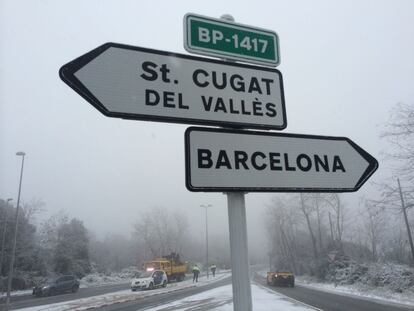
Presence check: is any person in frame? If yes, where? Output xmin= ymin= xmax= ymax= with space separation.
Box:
xmin=210 ymin=264 xmax=217 ymax=277
xmin=192 ymin=265 xmax=200 ymax=282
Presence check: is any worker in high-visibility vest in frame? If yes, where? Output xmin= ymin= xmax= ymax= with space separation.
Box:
xmin=192 ymin=265 xmax=200 ymax=282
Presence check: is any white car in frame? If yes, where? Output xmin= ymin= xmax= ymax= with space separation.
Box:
xmin=131 ymin=270 xmax=168 ymax=291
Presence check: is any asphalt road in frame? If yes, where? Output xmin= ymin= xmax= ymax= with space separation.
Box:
xmin=1 ymin=275 xmax=232 ymax=311
xmin=96 ymin=277 xmax=231 ymax=311
xmin=1 ymin=282 xmax=130 ymax=310
xmin=254 ymin=274 xmax=414 ymax=311
xmin=3 ymin=274 xmax=413 ymax=311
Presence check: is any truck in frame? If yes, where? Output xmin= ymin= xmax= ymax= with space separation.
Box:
xmin=266 ymin=271 xmax=295 ymax=287
xmin=143 ymin=252 xmax=187 ymax=282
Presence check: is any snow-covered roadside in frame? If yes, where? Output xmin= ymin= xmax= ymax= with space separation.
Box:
xmin=296 ymin=276 xmax=414 ymax=308
xmin=15 ymin=272 xmax=231 ymax=311
xmin=258 ymin=270 xmax=414 ymax=308
xmin=80 ymin=272 xmax=132 ymax=288
xmin=0 ymin=289 xmax=33 ymax=299
xmin=0 ymin=271 xmax=133 ymax=300
xmin=0 ymin=274 xmax=131 ymax=300
xmin=142 ymin=283 xmax=318 ymax=311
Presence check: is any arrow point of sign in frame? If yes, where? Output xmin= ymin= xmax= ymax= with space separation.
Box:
xmin=59 ymin=43 xmax=117 ymax=117
xmin=345 ymin=138 xmax=379 ymax=191
xmin=60 ymin=43 xmax=113 ymax=78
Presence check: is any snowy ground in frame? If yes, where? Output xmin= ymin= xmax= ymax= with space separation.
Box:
xmin=0 ymin=271 xmax=133 ymax=300
xmin=258 ymin=270 xmax=414 ymax=308
xmin=79 ymin=269 xmax=138 ymax=288
xmin=297 ymin=275 xmax=414 ymax=308
xmin=0 ymin=289 xmax=33 ymax=299
xmin=15 ymin=272 xmax=231 ymax=311
xmin=142 ymin=283 xmax=317 ymax=311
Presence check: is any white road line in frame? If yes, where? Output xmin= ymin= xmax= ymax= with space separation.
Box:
xmin=253 ymin=281 xmax=324 ymax=311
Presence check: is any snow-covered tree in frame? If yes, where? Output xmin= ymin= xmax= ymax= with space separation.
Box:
xmin=53 ymin=218 xmax=91 ymax=277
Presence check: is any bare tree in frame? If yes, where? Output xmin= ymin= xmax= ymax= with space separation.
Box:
xmin=300 ymin=194 xmax=318 ymax=259
xmin=381 ymin=102 xmax=414 ymax=182
xmin=397 ymin=179 xmax=414 ymax=265
xmin=370 ymin=180 xmax=414 ymax=265
xmin=89 ymin=233 xmax=137 ymax=272
xmin=362 ymin=200 xmax=386 ymax=262
xmin=21 ymin=198 xmax=45 ymax=224
xmin=307 ymin=194 xmax=330 ymax=253
xmin=133 ymin=207 xmax=189 ymax=260
xmin=265 ymin=196 xmax=299 ymax=273
xmin=379 ymin=102 xmax=414 ymax=264
xmin=321 ymin=194 xmax=345 ymax=248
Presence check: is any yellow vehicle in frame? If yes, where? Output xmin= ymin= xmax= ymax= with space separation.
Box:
xmin=267 ymin=271 xmax=295 ymax=287
xmin=144 ymin=253 xmax=187 ymax=282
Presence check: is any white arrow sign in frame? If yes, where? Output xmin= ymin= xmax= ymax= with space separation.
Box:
xmin=60 ymin=43 xmax=286 ymax=130
xmin=185 ymin=127 xmax=378 ymax=192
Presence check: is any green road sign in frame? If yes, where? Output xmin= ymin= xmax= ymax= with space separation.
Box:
xmin=184 ymin=13 xmax=280 ymax=67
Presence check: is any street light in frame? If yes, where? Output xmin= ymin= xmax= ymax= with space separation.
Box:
xmin=200 ymin=204 xmax=212 ymax=279
xmin=6 ymin=152 xmax=25 ymax=310
xmin=0 ymin=198 xmax=13 ymax=277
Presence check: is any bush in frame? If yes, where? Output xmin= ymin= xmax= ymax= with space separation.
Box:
xmin=321 ymin=259 xmax=414 ymax=292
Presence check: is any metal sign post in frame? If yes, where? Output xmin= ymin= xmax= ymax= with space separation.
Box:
xmin=227 ymin=192 xmax=253 ymax=310
xmin=219 ymin=14 xmax=253 ymax=311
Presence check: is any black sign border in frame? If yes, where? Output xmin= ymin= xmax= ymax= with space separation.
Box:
xmin=185 ymin=127 xmax=378 ymax=193
xmin=59 ymin=42 xmax=287 ymax=130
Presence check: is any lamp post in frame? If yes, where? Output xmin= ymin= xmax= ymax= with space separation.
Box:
xmin=0 ymin=198 xmax=13 ymax=277
xmin=6 ymin=152 xmax=25 ymax=310
xmin=200 ymin=204 xmax=212 ymax=278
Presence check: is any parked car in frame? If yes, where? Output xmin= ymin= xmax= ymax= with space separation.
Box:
xmin=131 ymin=269 xmax=168 ymax=291
xmin=33 ymin=275 xmax=80 ymax=297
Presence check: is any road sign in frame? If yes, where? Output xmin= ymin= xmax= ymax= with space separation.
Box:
xmin=184 ymin=13 xmax=280 ymax=66
xmin=185 ymin=127 xmax=378 ymax=192
xmin=60 ymin=43 xmax=286 ymax=130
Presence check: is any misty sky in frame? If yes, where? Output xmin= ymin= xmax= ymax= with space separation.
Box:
xmin=1 ymin=0 xmax=414 ymax=257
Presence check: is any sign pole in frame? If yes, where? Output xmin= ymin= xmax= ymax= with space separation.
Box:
xmin=220 ymin=13 xmax=252 ymax=311
xmin=227 ymin=192 xmax=253 ymax=311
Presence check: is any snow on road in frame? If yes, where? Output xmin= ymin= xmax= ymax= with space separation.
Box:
xmin=258 ymin=270 xmax=414 ymax=308
xmin=15 ymin=272 xmax=231 ymax=311
xmin=142 ymin=283 xmax=317 ymax=311
xmin=296 ymin=276 xmax=414 ymax=308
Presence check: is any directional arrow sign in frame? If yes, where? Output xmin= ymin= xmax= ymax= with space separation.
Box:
xmin=59 ymin=43 xmax=286 ymax=130
xmin=185 ymin=127 xmax=378 ymax=192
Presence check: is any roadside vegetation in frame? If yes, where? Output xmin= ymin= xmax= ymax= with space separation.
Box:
xmin=264 ymin=103 xmax=414 ymax=294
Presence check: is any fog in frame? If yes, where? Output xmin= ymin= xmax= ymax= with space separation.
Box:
xmin=1 ymin=0 xmax=414 ymax=263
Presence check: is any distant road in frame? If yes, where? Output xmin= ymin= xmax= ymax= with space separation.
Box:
xmin=254 ymin=274 xmax=414 ymax=311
